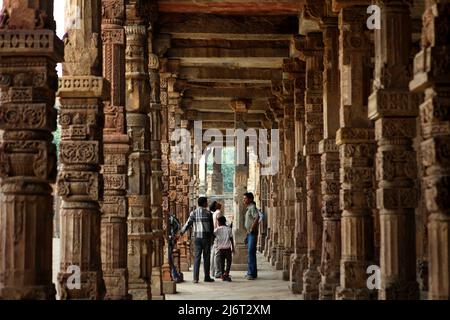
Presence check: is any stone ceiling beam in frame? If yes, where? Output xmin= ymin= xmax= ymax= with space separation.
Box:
xmin=158 ymin=13 xmax=299 ymax=35
xmin=185 ymin=111 xmax=266 ymax=122
xmin=183 ymin=87 xmax=272 ymax=100
xmin=181 ymin=99 xmax=269 ymax=112
xmin=158 ymin=0 xmax=304 ymax=15
xmin=179 ymin=66 xmax=282 ymax=82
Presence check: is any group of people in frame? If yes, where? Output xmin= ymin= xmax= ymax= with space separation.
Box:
xmin=168 ymin=192 xmax=261 ymax=283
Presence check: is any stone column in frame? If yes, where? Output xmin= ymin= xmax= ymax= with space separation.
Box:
xmin=299 ymin=32 xmax=324 ymax=300
xmin=0 ymin=0 xmax=62 ymax=300
xmin=280 ymin=59 xmax=298 ymax=281
xmin=230 ymin=99 xmax=250 ymax=270
xmin=410 ymin=0 xmax=450 ymax=300
xmin=148 ymin=21 xmax=170 ymax=297
xmin=319 ymin=18 xmax=341 ymax=300
xmin=289 ymin=59 xmax=308 ymax=294
xmin=56 ymin=0 xmax=106 ymax=300
xmin=179 ymin=119 xmax=192 ymax=271
xmin=159 ymin=71 xmax=176 ymax=292
xmin=208 ymin=147 xmax=224 ymax=196
xmin=101 ymin=0 xmax=131 ymax=300
xmin=270 ymin=100 xmax=285 ymax=271
xmin=368 ymin=0 xmax=420 ymax=300
xmin=335 ymin=5 xmax=376 ymax=300
xmin=125 ymin=5 xmax=154 ymax=299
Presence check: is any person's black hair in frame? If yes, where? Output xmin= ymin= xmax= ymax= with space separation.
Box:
xmin=209 ymin=201 xmax=218 ymax=212
xmin=218 ymin=216 xmax=226 ymax=226
xmin=243 ymin=192 xmax=254 ymax=201
xmin=198 ymin=196 xmax=208 ymax=207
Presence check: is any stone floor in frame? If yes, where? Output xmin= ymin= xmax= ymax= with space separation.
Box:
xmin=166 ymin=253 xmax=302 ymax=300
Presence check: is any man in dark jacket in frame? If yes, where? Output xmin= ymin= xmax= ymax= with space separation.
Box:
xmin=180 ymin=197 xmax=215 ymax=283
xmin=168 ymin=212 xmax=183 ymax=283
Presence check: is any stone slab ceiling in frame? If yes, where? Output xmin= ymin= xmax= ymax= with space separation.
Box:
xmin=156 ymin=0 xmax=300 ymax=127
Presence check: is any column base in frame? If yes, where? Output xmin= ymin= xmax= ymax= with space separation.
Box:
xmin=274 ymin=246 xmax=284 ymax=270
xmin=302 ymin=266 xmax=321 ymax=300
xmin=319 ymin=277 xmax=339 ymax=300
xmin=104 ymin=268 xmax=130 ymax=300
xmin=0 ymin=284 xmax=56 ymax=300
xmin=282 ymin=250 xmax=292 ymax=281
xmin=233 ymin=243 xmax=248 ymax=266
xmin=128 ymin=280 xmax=151 ymax=300
xmin=232 ymin=263 xmax=248 ymax=271
xmin=163 ymin=280 xmax=177 ymax=294
xmin=58 ymin=271 xmax=106 ymax=300
xmin=289 ymin=253 xmax=307 ymax=294
xmin=379 ymin=280 xmax=420 ymax=300
xmin=151 ymin=267 xmax=164 ymax=299
xmin=335 ymin=286 xmax=374 ymax=300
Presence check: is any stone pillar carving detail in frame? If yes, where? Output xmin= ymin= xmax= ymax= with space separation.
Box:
xmin=369 ymin=0 xmax=420 ymax=300
xmin=125 ymin=6 xmax=153 ymax=299
xmin=289 ymin=60 xmax=308 ymax=294
xmin=101 ymin=0 xmax=131 ymax=300
xmin=335 ymin=5 xmax=376 ymax=300
xmin=298 ymin=32 xmax=324 ymax=300
xmin=56 ymin=0 xmax=107 ymax=300
xmin=319 ymin=17 xmax=341 ymax=300
xmin=0 ymin=0 xmax=63 ymax=300
xmin=410 ymin=0 xmax=450 ymax=300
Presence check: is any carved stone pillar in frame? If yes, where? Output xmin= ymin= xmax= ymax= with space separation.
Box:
xmin=101 ymin=0 xmax=131 ymax=300
xmin=179 ymin=119 xmax=192 ymax=271
xmin=368 ymin=0 xmax=420 ymax=300
xmin=275 ymin=60 xmax=298 ymax=281
xmin=289 ymin=61 xmax=308 ymax=294
xmin=299 ymin=32 xmax=324 ymax=300
xmin=335 ymin=5 xmax=376 ymax=300
xmin=159 ymin=71 xmax=176 ymax=292
xmin=148 ymin=22 xmax=170 ymax=297
xmin=125 ymin=5 xmax=154 ymax=299
xmin=56 ymin=0 xmax=106 ymax=300
xmin=410 ymin=0 xmax=450 ymax=300
xmin=0 ymin=0 xmax=62 ymax=300
xmin=231 ymin=99 xmax=250 ymax=270
xmin=319 ymin=18 xmax=341 ymax=300
xmin=270 ymin=99 xmax=285 ymax=271
xmin=207 ymin=147 xmax=224 ymax=196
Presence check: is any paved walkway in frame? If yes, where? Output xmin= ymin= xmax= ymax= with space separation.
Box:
xmin=166 ymin=253 xmax=302 ymax=300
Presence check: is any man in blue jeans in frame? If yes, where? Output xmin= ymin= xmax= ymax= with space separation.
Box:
xmin=180 ymin=197 xmax=215 ymax=283
xmin=243 ymin=192 xmax=260 ymax=280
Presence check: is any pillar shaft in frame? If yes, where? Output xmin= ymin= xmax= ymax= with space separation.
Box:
xmin=289 ymin=62 xmax=308 ymax=294
xmin=125 ymin=12 xmax=153 ymax=299
xmin=319 ymin=19 xmax=341 ymax=300
xmin=57 ymin=0 xmax=107 ymax=300
xmin=148 ymin=21 xmax=169 ymax=298
xmin=207 ymin=147 xmax=224 ymax=195
xmin=336 ymin=5 xmax=376 ymax=300
xmin=280 ymin=60 xmax=297 ymax=281
xmin=101 ymin=0 xmax=131 ymax=300
xmin=231 ymin=99 xmax=250 ymax=269
xmin=0 ymin=0 xmax=62 ymax=300
xmin=410 ymin=0 xmax=450 ymax=300
xmin=369 ymin=0 xmax=420 ymax=299
xmin=300 ymin=32 xmax=324 ymax=300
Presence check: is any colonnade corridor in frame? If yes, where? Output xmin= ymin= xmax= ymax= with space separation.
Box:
xmin=1 ymin=0 xmax=449 ymax=302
